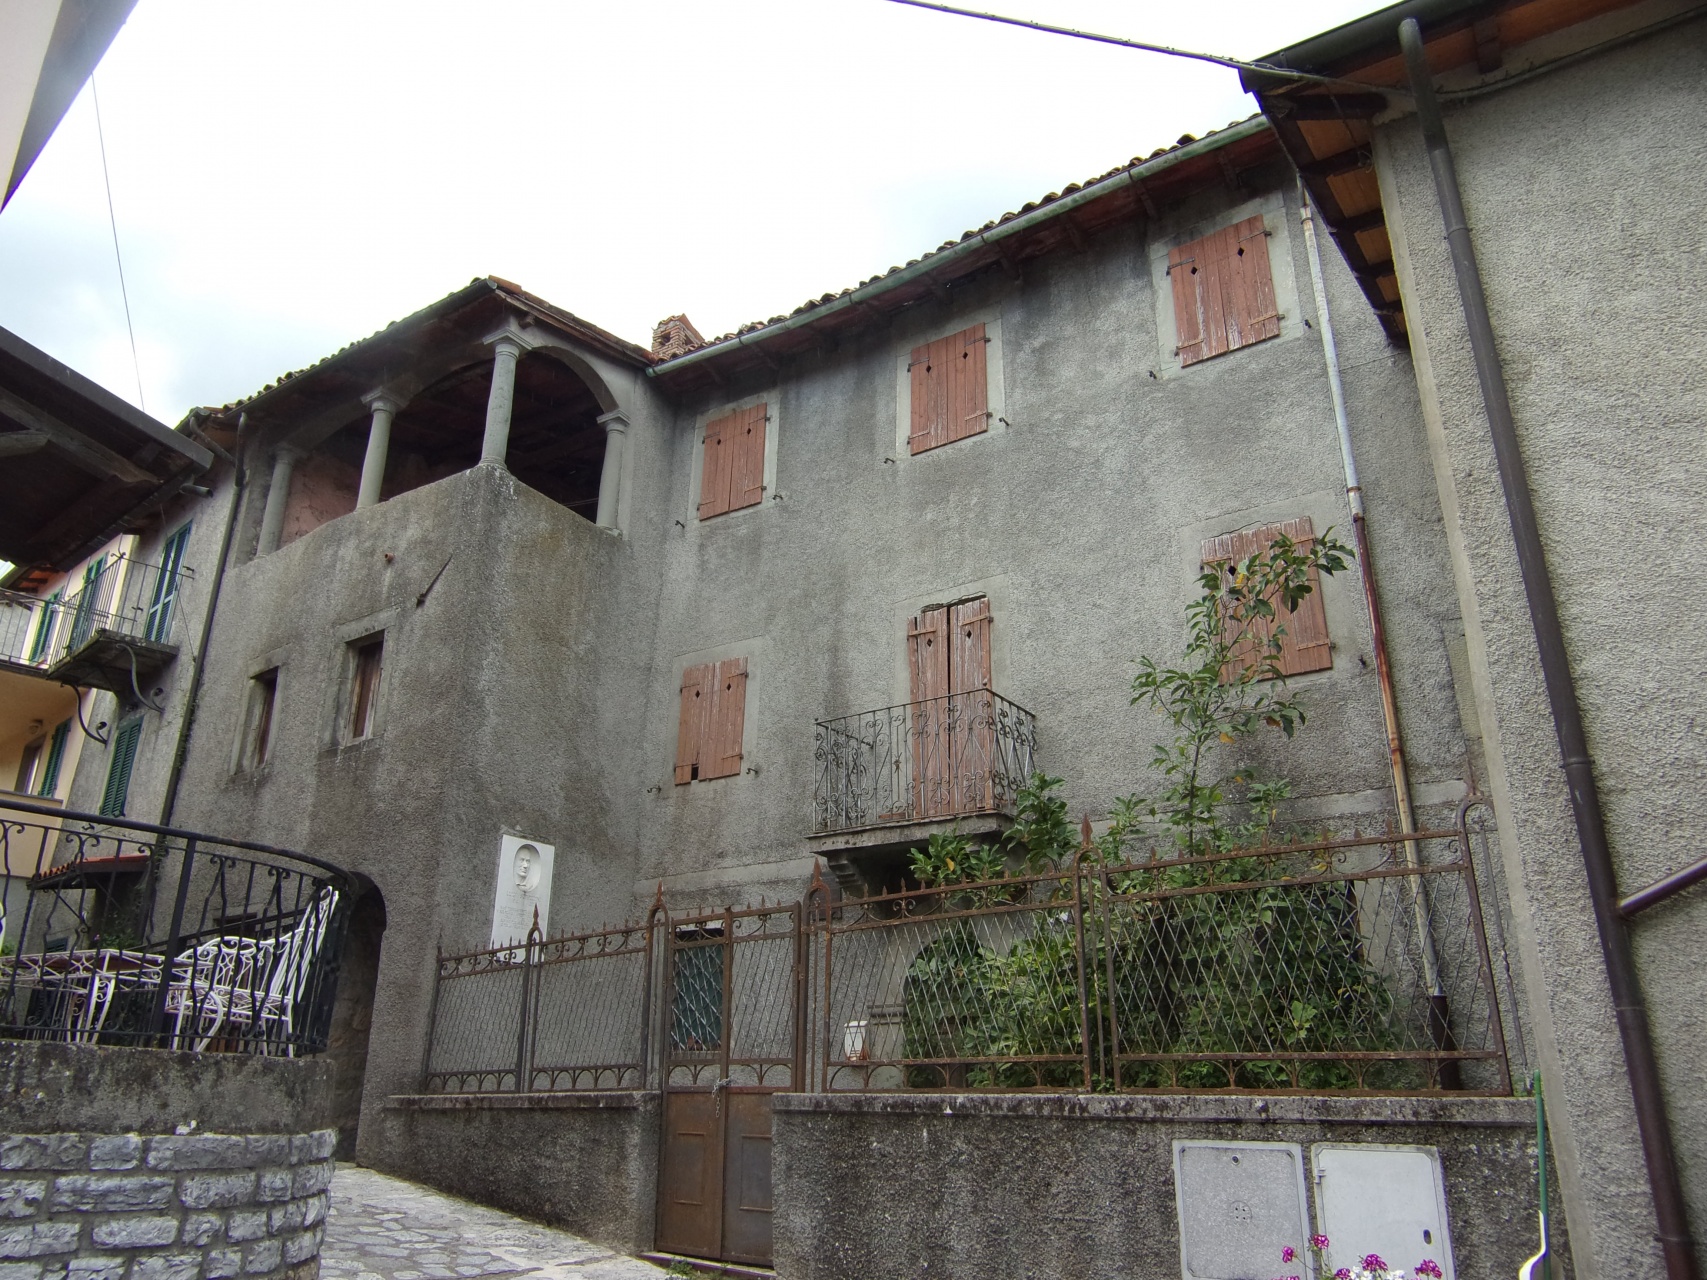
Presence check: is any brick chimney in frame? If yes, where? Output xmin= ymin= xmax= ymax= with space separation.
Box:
xmin=651 ymin=314 xmax=705 ymax=360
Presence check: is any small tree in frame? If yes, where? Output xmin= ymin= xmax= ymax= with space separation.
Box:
xmin=1130 ymin=528 xmax=1352 ymax=855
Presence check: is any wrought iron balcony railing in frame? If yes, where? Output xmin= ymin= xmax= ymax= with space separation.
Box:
xmin=0 ymin=554 xmax=193 ymax=692
xmin=813 ymin=691 xmax=1038 ymax=835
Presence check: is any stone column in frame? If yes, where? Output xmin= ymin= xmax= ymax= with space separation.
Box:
xmin=356 ymin=394 xmax=401 ymax=510
xmin=256 ymin=446 xmax=302 ymax=556
xmin=480 ymin=337 xmax=525 ymax=468
xmin=595 ymin=409 xmax=629 ymax=530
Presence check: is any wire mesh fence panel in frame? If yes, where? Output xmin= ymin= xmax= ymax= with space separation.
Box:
xmin=526 ymin=922 xmax=654 ymax=1091
xmin=1095 ymin=829 xmax=1510 ymax=1094
xmin=422 ymin=949 xmax=529 ymax=1093
xmin=814 ymin=870 xmax=1089 ymax=1091
xmin=726 ymin=904 xmax=803 ymax=1089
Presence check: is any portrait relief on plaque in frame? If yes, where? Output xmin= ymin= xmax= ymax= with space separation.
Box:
xmin=490 ymin=834 xmax=556 ymax=950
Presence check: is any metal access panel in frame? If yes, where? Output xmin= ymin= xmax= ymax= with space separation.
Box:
xmin=1174 ymin=1140 xmax=1309 ymax=1280
xmin=1312 ymin=1144 xmax=1455 ymax=1280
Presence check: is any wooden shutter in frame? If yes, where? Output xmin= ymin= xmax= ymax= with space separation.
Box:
xmin=909 ymin=324 xmax=989 ymax=455
xmin=100 ymin=719 xmax=142 ymax=817
xmin=28 ymin=591 xmax=60 ymax=662
xmin=39 ymin=720 xmax=69 ymax=797
xmin=1170 ymin=216 xmax=1279 ymax=366
xmin=145 ymin=523 xmax=192 ymax=644
xmin=907 ymin=606 xmax=950 ymax=703
xmin=1199 ymin=516 xmax=1331 ymax=680
xmin=730 ymin=403 xmax=767 ymax=512
xmin=674 ymin=663 xmax=713 ymax=784
xmin=1230 ymin=215 xmax=1281 ymax=348
xmin=702 ymin=657 xmax=748 ymax=780
xmin=698 ymin=415 xmax=733 ymax=520
xmin=947 ymin=597 xmax=992 ymax=692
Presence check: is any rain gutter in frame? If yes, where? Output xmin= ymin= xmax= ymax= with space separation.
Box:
xmin=648 ymin=117 xmax=1272 ymax=379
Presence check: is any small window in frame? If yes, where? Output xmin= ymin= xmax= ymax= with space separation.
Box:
xmin=101 ymin=718 xmax=143 ymax=818
xmin=1200 ymin=517 xmax=1332 ymax=679
xmin=346 ymin=636 xmax=384 ymax=742
xmin=670 ymin=924 xmax=725 ymax=1051
xmin=1169 ymin=215 xmax=1280 ymax=366
xmin=908 ymin=324 xmax=989 ymax=455
xmin=247 ymin=669 xmax=279 ymax=768
xmin=698 ymin=403 xmax=767 ymax=519
xmin=673 ymin=657 xmax=748 ymax=784
xmin=14 ymin=737 xmax=43 ymax=794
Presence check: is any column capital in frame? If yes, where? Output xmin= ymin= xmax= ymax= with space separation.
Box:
xmin=273 ymin=443 xmax=305 ymax=463
xmin=482 ymin=322 xmax=536 ymax=358
xmin=596 ymin=409 xmax=630 ymax=435
xmin=361 ymin=389 xmax=406 ymax=415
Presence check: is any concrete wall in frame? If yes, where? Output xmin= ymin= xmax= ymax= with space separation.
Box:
xmin=373 ymin=1093 xmax=658 ymax=1256
xmin=771 ymin=1092 xmax=1559 ymax=1280
xmin=0 ymin=1042 xmax=337 ymax=1280
xmin=1373 ymin=13 xmax=1707 ymax=1275
xmin=636 ymin=159 xmax=1475 ymax=906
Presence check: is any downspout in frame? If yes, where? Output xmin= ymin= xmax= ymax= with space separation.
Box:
xmin=1399 ymin=19 xmax=1697 ymax=1278
xmin=1299 ymin=184 xmax=1453 ymax=1075
xmin=159 ymin=411 xmax=248 ymax=828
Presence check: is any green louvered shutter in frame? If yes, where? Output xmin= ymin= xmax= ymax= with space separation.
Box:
xmin=27 ymin=592 xmax=60 ymax=663
xmin=100 ymin=719 xmax=143 ymax=817
xmin=145 ymin=524 xmax=192 ymax=644
xmin=38 ymin=720 xmax=70 ymax=797
xmin=69 ymin=556 xmax=106 ymax=650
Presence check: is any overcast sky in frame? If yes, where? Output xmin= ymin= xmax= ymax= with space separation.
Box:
xmin=0 ymin=0 xmax=1390 ymax=425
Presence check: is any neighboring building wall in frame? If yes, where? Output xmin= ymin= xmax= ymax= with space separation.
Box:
xmin=1373 ymin=16 xmax=1707 ymax=1274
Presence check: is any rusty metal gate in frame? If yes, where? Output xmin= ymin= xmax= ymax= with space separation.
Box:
xmin=655 ymin=900 xmax=806 ymax=1268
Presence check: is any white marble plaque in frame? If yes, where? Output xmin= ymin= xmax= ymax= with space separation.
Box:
xmin=489 ymin=835 xmax=554 ymax=949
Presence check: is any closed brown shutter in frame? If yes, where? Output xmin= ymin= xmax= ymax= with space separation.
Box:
xmin=698 ymin=414 xmax=733 ymax=520
xmin=908 ymin=324 xmax=989 ymax=455
xmin=1199 ymin=517 xmax=1331 ymax=680
xmin=948 ymin=597 xmax=991 ymax=692
xmin=701 ymin=657 xmax=748 ymax=780
xmin=730 ymin=403 xmax=767 ymax=512
xmin=907 ymin=606 xmax=949 ymax=703
xmin=675 ymin=663 xmax=713 ymax=783
xmin=1170 ymin=216 xmax=1279 ymax=366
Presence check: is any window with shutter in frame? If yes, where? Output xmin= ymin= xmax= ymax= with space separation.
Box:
xmin=1168 ymin=214 xmax=1280 ymax=367
xmin=674 ymin=659 xmax=748 ymax=784
xmin=698 ymin=403 xmax=768 ymax=520
xmin=101 ymin=718 xmax=143 ymax=817
xmin=908 ymin=324 xmax=989 ymax=455
xmin=347 ymin=635 xmax=384 ymax=741
xmin=27 ymin=591 xmax=60 ymax=663
xmin=145 ymin=523 xmax=192 ymax=644
xmin=908 ymin=596 xmax=994 ymax=817
xmin=1199 ymin=517 xmax=1332 ymax=680
xmin=38 ymin=720 xmax=69 ymax=797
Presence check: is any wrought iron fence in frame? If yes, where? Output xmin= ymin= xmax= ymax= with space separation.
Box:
xmin=0 ymin=797 xmax=353 ymax=1055
xmin=813 ymin=691 xmax=1038 ymax=834
xmin=0 ymin=554 xmax=193 ymax=673
xmin=422 ymin=810 xmax=1515 ymax=1097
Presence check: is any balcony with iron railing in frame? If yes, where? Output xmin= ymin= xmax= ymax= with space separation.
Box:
xmin=0 ymin=553 xmax=192 ymax=695
xmin=812 ymin=691 xmax=1038 ymax=843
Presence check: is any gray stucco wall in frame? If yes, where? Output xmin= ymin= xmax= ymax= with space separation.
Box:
xmin=771 ymin=1092 xmax=1556 ymax=1280
xmin=1373 ymin=14 xmax=1707 ymax=1276
xmin=372 ymin=1093 xmax=658 ymax=1256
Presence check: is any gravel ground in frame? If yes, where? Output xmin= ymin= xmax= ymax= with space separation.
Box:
xmin=318 ymin=1166 xmax=669 ymax=1280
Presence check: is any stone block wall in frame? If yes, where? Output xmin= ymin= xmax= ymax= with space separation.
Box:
xmin=0 ymin=1130 xmax=335 ymax=1280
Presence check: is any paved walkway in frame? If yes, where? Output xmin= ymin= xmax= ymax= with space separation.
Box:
xmin=320 ymin=1167 xmax=670 ymax=1280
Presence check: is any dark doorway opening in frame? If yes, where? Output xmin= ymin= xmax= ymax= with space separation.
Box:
xmin=326 ymin=882 xmax=386 ymax=1159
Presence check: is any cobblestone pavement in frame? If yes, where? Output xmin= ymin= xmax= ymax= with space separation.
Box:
xmin=319 ymin=1166 xmax=669 ymax=1280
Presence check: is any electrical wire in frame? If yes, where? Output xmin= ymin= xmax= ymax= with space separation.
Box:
xmin=90 ymin=72 xmax=145 ymax=413
xmin=880 ymin=0 xmax=1402 ymax=94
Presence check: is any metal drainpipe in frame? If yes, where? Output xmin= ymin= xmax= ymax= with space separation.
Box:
xmin=1298 ymin=186 xmax=1455 ymax=1077
xmin=159 ymin=412 xmax=248 ymax=828
xmin=1399 ymin=19 xmax=1697 ymax=1277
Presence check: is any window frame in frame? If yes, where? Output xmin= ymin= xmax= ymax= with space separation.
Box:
xmin=690 ymin=394 xmax=778 ymax=525
xmin=144 ymin=522 xmax=193 ymax=645
xmin=893 ymin=315 xmax=1006 ymax=461
xmin=100 ymin=717 xmax=144 ymax=818
xmin=344 ymin=635 xmax=385 ymax=744
xmin=244 ymin=667 xmax=280 ymax=770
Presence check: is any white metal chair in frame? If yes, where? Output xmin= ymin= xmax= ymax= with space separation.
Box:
xmin=251 ymin=887 xmax=340 ymax=1053
xmin=164 ymin=935 xmax=269 ymax=1051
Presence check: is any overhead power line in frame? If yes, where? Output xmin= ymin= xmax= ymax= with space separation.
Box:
xmin=90 ymin=72 xmax=146 ymax=413
xmin=880 ymin=0 xmax=1398 ymax=94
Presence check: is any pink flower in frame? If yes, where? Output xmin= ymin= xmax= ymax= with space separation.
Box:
xmin=1362 ymin=1255 xmax=1389 ymax=1273
xmin=1415 ymin=1262 xmax=1443 ymax=1278
xmin=1282 ymin=1247 xmax=1297 ymax=1263
xmin=1334 ymin=1270 xmax=1352 ymax=1280
xmin=1310 ymin=1235 xmax=1331 ymax=1250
